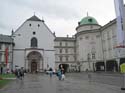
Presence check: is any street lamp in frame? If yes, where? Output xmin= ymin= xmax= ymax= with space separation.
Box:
xmin=91 ymin=47 xmax=96 ymax=72
xmin=11 ymin=30 xmax=21 ymax=70
xmin=87 ymin=53 xmax=92 ymax=82
xmin=87 ymin=53 xmax=91 ymax=71
xmin=116 ymin=48 xmax=121 ymax=72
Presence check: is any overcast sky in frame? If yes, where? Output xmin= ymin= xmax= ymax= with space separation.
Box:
xmin=0 ymin=0 xmax=124 ymax=37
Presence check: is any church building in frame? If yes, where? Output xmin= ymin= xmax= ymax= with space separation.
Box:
xmin=12 ymin=15 xmax=55 ymax=72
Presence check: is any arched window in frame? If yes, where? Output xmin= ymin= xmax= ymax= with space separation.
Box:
xmin=31 ymin=37 xmax=38 ymax=47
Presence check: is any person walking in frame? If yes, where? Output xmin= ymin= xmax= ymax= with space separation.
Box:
xmin=15 ymin=69 xmax=21 ymax=79
xmin=20 ymin=67 xmax=24 ymax=80
xmin=61 ymin=67 xmax=65 ymax=80
xmin=0 ymin=67 xmax=3 ymax=74
xmin=15 ymin=69 xmax=18 ymax=79
xmin=57 ymin=69 xmax=62 ymax=80
xmin=49 ymin=67 xmax=53 ymax=78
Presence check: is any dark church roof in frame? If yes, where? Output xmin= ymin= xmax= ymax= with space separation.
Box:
xmin=27 ymin=15 xmax=42 ymax=21
xmin=0 ymin=34 xmax=13 ymax=43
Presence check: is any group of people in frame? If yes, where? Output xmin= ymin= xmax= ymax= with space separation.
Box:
xmin=56 ymin=67 xmax=65 ymax=80
xmin=15 ymin=67 xmax=24 ymax=80
xmin=48 ymin=65 xmax=65 ymax=80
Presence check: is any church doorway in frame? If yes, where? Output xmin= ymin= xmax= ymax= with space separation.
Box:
xmin=27 ymin=51 xmax=43 ymax=73
xmin=31 ymin=62 xmax=37 ymax=73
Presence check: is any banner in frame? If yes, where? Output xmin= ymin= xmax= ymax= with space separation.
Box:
xmin=114 ymin=0 xmax=125 ymax=46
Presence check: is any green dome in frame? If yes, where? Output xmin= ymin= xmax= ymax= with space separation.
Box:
xmin=79 ymin=16 xmax=98 ymax=25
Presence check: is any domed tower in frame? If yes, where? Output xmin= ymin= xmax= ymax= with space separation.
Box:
xmin=76 ymin=16 xmax=100 ymax=32
xmin=75 ymin=16 xmax=103 ymax=71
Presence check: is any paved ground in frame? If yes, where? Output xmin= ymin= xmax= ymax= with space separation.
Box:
xmin=0 ymin=72 xmax=125 ymax=93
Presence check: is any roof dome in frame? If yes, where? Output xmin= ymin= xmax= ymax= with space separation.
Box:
xmin=79 ymin=16 xmax=98 ymax=25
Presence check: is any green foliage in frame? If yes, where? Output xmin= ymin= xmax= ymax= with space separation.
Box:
xmin=0 ymin=73 xmax=15 ymax=78
xmin=0 ymin=79 xmax=11 ymax=88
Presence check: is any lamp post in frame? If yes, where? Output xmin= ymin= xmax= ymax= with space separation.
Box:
xmin=91 ymin=47 xmax=96 ymax=72
xmin=77 ymin=58 xmax=83 ymax=72
xmin=11 ymin=31 xmax=21 ymax=70
xmin=87 ymin=53 xmax=92 ymax=82
xmin=87 ymin=53 xmax=91 ymax=71
xmin=8 ymin=34 xmax=14 ymax=71
xmin=116 ymin=48 xmax=121 ymax=72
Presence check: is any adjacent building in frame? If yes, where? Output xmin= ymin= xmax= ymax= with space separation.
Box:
xmin=0 ymin=35 xmax=13 ymax=73
xmin=54 ymin=37 xmax=76 ymax=72
xmin=55 ymin=16 xmax=125 ymax=72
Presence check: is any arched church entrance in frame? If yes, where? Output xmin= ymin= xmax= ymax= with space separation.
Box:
xmin=27 ymin=51 xmax=43 ymax=73
xmin=31 ymin=61 xmax=37 ymax=73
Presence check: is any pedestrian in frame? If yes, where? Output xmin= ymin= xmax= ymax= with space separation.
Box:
xmin=61 ymin=67 xmax=65 ymax=80
xmin=15 ymin=69 xmax=18 ymax=78
xmin=57 ymin=69 xmax=62 ymax=80
xmin=0 ymin=67 xmax=3 ymax=74
xmin=15 ymin=69 xmax=20 ymax=79
xmin=20 ymin=67 xmax=24 ymax=79
xmin=49 ymin=67 xmax=53 ymax=78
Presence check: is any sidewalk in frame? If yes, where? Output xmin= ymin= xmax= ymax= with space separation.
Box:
xmin=0 ymin=73 xmax=124 ymax=93
xmin=3 ymin=78 xmax=16 ymax=80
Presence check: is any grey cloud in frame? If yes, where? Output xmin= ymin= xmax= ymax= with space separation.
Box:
xmin=5 ymin=0 xmax=80 ymax=20
xmin=0 ymin=22 xmax=9 ymax=30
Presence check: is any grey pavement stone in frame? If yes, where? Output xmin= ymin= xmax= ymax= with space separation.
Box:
xmin=0 ymin=73 xmax=125 ymax=93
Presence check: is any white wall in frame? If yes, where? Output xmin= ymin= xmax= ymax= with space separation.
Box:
xmin=13 ymin=19 xmax=55 ymax=69
xmin=13 ymin=21 xmax=55 ymax=50
xmin=76 ymin=24 xmax=103 ymax=71
xmin=44 ymin=50 xmax=55 ymax=69
xmin=13 ymin=50 xmax=25 ymax=68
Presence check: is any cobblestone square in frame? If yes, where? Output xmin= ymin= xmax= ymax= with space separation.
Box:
xmin=0 ymin=73 xmax=125 ymax=93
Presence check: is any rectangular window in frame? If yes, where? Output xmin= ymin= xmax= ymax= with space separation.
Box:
xmin=74 ymin=56 xmax=76 ymax=61
xmin=60 ymin=42 xmax=62 ymax=46
xmin=60 ymin=49 xmax=62 ymax=53
xmin=66 ymin=56 xmax=69 ymax=61
xmin=59 ymin=56 xmax=62 ymax=61
xmin=92 ymin=53 xmax=96 ymax=59
xmin=85 ymin=35 xmax=89 ymax=39
xmin=0 ymin=44 xmax=2 ymax=49
xmin=65 ymin=42 xmax=68 ymax=46
xmin=65 ymin=49 xmax=68 ymax=53
xmin=74 ymin=49 xmax=76 ymax=53
xmin=79 ymin=37 xmax=83 ymax=40
xmin=107 ymin=31 xmax=110 ymax=39
xmin=96 ymin=35 xmax=100 ymax=38
xmin=0 ymin=53 xmax=2 ymax=62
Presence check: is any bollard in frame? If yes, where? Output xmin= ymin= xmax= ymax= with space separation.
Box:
xmin=121 ymin=74 xmax=125 ymax=90
xmin=120 ymin=63 xmax=125 ymax=90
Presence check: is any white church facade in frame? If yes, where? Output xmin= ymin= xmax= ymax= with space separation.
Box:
xmin=12 ymin=15 xmax=55 ymax=72
xmin=1 ymin=14 xmax=125 ymax=73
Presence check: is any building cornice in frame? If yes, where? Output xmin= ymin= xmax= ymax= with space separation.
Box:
xmin=54 ymin=46 xmax=75 ymax=48
xmin=55 ymin=61 xmax=76 ymax=63
xmin=75 ymin=29 xmax=100 ymax=37
xmin=55 ymin=54 xmax=76 ymax=55
xmin=76 ymin=24 xmax=101 ymax=30
xmin=55 ymin=37 xmax=75 ymax=41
